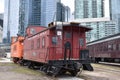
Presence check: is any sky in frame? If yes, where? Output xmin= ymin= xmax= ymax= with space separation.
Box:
xmin=0 ymin=0 xmax=74 ymax=13
xmin=61 ymin=0 xmax=74 ymax=12
xmin=0 ymin=0 xmax=4 ymax=13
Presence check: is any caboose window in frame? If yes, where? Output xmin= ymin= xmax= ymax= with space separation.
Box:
xmin=42 ymin=37 xmax=45 ymax=47
xmin=37 ymin=38 xmax=40 ymax=48
xmin=13 ymin=45 xmax=16 ymax=51
xmin=30 ymin=28 xmax=36 ymax=34
xmin=65 ymin=32 xmax=71 ymax=38
xmin=52 ymin=36 xmax=58 ymax=45
xmin=31 ymin=40 xmax=34 ymax=49
xmin=79 ymin=38 xmax=84 ymax=47
xmin=119 ymin=44 xmax=120 ymax=50
xmin=113 ymin=44 xmax=116 ymax=50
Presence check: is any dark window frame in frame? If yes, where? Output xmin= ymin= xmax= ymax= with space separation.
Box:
xmin=52 ymin=36 xmax=58 ymax=45
xmin=79 ymin=38 xmax=84 ymax=47
xmin=65 ymin=32 xmax=71 ymax=38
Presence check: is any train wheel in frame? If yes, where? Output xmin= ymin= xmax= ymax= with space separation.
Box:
xmin=13 ymin=58 xmax=18 ymax=63
xmin=40 ymin=65 xmax=48 ymax=73
xmin=50 ymin=66 xmax=61 ymax=77
xmin=70 ymin=70 xmax=77 ymax=76
xmin=59 ymin=69 xmax=66 ymax=75
xmin=46 ymin=66 xmax=53 ymax=75
xmin=27 ymin=62 xmax=35 ymax=69
xmin=19 ymin=59 xmax=25 ymax=66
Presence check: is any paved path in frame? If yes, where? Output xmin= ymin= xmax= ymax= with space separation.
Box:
xmin=58 ymin=77 xmax=84 ymax=80
xmin=0 ymin=58 xmax=84 ymax=80
xmin=0 ymin=58 xmax=12 ymax=63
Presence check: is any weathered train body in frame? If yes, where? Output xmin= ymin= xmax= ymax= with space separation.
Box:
xmin=11 ymin=36 xmax=24 ymax=63
xmin=87 ymin=33 xmax=120 ymax=63
xmin=11 ymin=22 xmax=93 ymax=76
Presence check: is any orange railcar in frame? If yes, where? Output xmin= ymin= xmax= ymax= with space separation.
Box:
xmin=11 ymin=36 xmax=24 ymax=63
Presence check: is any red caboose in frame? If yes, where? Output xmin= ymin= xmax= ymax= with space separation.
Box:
xmin=23 ymin=22 xmax=93 ymax=76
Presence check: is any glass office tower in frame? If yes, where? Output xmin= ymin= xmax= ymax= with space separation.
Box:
xmin=75 ymin=0 xmax=119 ymax=42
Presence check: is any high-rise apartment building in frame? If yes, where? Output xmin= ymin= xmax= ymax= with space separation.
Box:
xmin=75 ymin=0 xmax=104 ymax=19
xmin=75 ymin=0 xmax=119 ymax=42
xmin=110 ymin=0 xmax=120 ymax=32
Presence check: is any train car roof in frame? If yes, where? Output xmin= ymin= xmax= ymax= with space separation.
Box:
xmin=87 ymin=33 xmax=120 ymax=45
xmin=27 ymin=22 xmax=92 ymax=38
xmin=26 ymin=25 xmax=47 ymax=29
xmin=48 ymin=22 xmax=92 ymax=31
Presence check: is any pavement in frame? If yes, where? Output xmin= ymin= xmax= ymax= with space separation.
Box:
xmin=0 ymin=58 xmax=12 ymax=63
xmin=0 ymin=58 xmax=84 ymax=80
xmin=58 ymin=77 xmax=84 ymax=80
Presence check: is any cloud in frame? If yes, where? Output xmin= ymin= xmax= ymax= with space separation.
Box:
xmin=0 ymin=0 xmax=4 ymax=13
xmin=61 ymin=0 xmax=74 ymax=12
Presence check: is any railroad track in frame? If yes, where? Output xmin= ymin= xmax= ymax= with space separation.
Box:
xmin=93 ymin=62 xmax=120 ymax=74
xmin=98 ymin=62 xmax=120 ymax=67
xmin=94 ymin=66 xmax=120 ymax=73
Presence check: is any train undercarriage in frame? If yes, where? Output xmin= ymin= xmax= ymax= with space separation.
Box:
xmin=12 ymin=58 xmax=93 ymax=76
xmin=91 ymin=57 xmax=120 ymax=63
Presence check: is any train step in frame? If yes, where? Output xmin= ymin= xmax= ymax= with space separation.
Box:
xmin=83 ymin=64 xmax=94 ymax=71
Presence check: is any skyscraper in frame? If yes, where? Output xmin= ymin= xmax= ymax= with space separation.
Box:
xmin=65 ymin=6 xmax=70 ymax=22
xmin=3 ymin=0 xmax=69 ymax=42
xmin=75 ymin=0 xmax=118 ymax=42
xmin=0 ymin=14 xmax=3 ymax=43
xmin=75 ymin=0 xmax=104 ymax=19
xmin=56 ymin=2 xmax=71 ymax=22
xmin=18 ymin=0 xmax=41 ymax=36
xmin=3 ymin=0 xmax=20 ymax=43
xmin=19 ymin=0 xmax=61 ymax=35
xmin=56 ymin=2 xmax=65 ymax=22
xmin=41 ymin=0 xmax=60 ymax=26
xmin=3 ymin=0 xmax=61 ymax=42
xmin=110 ymin=0 xmax=120 ymax=32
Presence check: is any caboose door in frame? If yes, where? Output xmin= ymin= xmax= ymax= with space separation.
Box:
xmin=63 ymin=29 xmax=73 ymax=61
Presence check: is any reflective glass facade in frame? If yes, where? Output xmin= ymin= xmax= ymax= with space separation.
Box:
xmin=3 ymin=0 xmax=20 ymax=43
xmin=75 ymin=0 xmax=119 ymax=42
